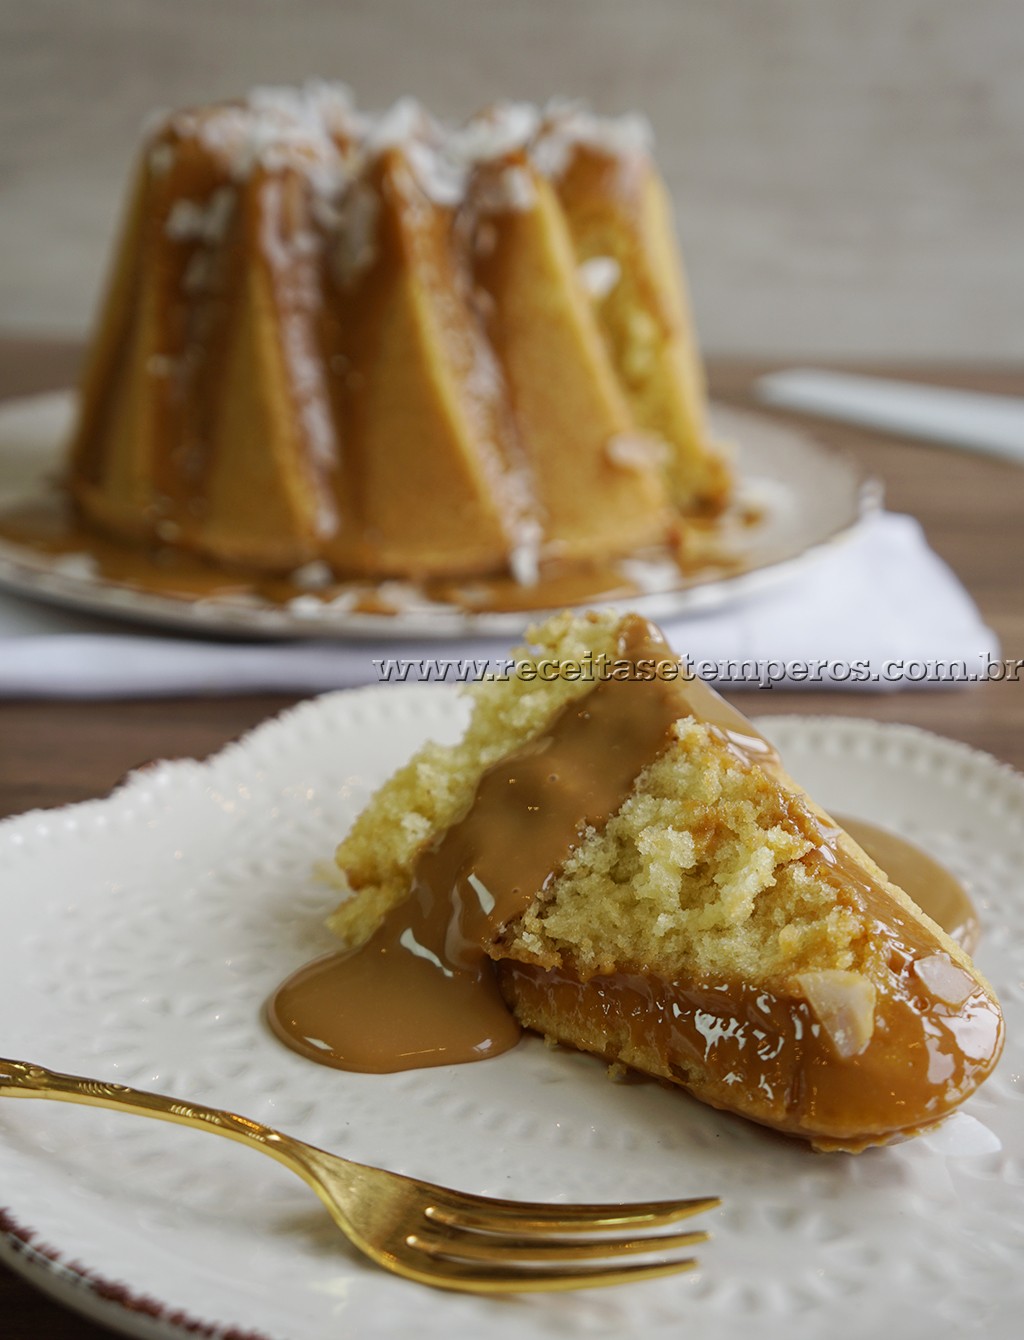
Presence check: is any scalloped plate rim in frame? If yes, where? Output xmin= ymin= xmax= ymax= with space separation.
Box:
xmin=0 ymin=693 xmax=1022 ymax=1340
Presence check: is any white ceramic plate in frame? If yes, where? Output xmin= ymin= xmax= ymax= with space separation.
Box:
xmin=0 ymin=392 xmax=879 ymax=639
xmin=1 ymin=689 xmax=1022 ymax=1340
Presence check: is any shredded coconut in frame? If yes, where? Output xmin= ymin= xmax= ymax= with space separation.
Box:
xmin=406 ymin=139 xmax=465 ymax=208
xmin=532 ymin=100 xmax=653 ymax=178
xmin=473 ymin=164 xmax=537 ymax=215
xmin=165 ymin=186 xmax=236 ymax=244
xmin=364 ymin=96 xmax=432 ymax=154
xmin=578 ymin=255 xmax=621 ymax=299
xmin=616 ymin=554 xmax=682 ymax=595
xmin=373 ymin=580 xmax=436 ymax=614
xmin=290 ymin=560 xmax=335 ymax=590
xmin=606 ymin=432 xmax=671 ymax=471
xmin=508 ymin=519 xmax=544 ymax=587
xmin=449 ymin=102 xmax=540 ymax=163
xmin=286 ymin=593 xmax=329 ymax=619
xmin=332 ymin=180 xmax=380 ymax=287
xmin=51 ymin=552 xmax=100 ymax=580
xmin=152 ymin=87 xmax=655 ymax=303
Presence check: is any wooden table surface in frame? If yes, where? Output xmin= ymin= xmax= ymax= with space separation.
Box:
xmin=1 ymin=338 xmax=1022 ymax=1337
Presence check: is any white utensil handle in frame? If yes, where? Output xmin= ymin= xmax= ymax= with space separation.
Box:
xmin=756 ymin=369 xmax=1024 ymax=465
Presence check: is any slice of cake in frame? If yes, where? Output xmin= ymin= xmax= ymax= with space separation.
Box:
xmin=303 ymin=611 xmax=1003 ymax=1150
xmin=67 ymin=85 xmax=729 ymax=587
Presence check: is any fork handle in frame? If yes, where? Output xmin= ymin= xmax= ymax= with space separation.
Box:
xmin=0 ymin=1056 xmax=312 ymax=1177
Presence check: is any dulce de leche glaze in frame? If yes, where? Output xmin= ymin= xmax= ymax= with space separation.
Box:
xmin=495 ymin=949 xmax=1002 ymax=1149
xmin=497 ymin=823 xmax=1002 ymax=1149
xmin=268 ymin=615 xmax=1003 ymax=1142
xmin=0 ymin=494 xmax=691 ymax=616
xmin=491 ymin=717 xmax=1003 ymax=1145
xmin=268 ymin=615 xmax=693 ymax=1070
xmin=835 ymin=814 xmax=979 ymax=954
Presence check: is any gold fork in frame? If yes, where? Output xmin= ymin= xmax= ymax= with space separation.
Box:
xmin=0 ymin=1057 xmax=718 ymax=1294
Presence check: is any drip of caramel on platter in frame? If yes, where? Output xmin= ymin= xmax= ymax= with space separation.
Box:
xmin=0 ymin=494 xmax=694 ymax=615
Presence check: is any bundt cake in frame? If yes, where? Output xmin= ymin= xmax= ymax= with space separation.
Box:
xmin=268 ymin=611 xmax=1004 ymax=1150
xmin=66 ymin=84 xmax=729 ymax=587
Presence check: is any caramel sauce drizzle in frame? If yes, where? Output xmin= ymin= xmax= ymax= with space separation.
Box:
xmin=267 ymin=616 xmax=690 ymax=1070
xmin=496 ymin=956 xmax=1001 ymax=1146
xmin=835 ymin=814 xmax=978 ymax=954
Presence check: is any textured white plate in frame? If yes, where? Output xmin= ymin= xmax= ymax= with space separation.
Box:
xmin=0 ymin=392 xmax=879 ymax=639
xmin=1 ymin=689 xmax=1022 ymax=1340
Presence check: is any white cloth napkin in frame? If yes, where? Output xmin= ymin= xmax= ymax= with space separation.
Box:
xmin=0 ymin=511 xmax=999 ymax=698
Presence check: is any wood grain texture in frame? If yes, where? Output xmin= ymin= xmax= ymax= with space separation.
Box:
xmin=0 ymin=339 xmax=1022 ymax=1336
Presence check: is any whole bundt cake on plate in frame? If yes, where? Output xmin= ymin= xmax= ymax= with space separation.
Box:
xmin=67 ymin=84 xmax=729 ymax=587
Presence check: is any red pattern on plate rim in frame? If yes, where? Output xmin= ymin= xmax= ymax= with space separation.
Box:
xmin=0 ymin=1206 xmax=274 ymax=1340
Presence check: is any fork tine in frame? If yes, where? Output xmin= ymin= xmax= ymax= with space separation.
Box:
xmin=398 ymin=1252 xmax=703 ymax=1293
xmin=409 ymin=1223 xmax=710 ymax=1262
xmin=423 ymin=1192 xmax=720 ymax=1234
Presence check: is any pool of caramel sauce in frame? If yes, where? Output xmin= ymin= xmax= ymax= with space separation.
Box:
xmin=0 ymin=492 xmax=673 ymax=616
xmin=0 ymin=481 xmax=770 ymax=619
